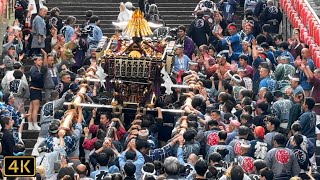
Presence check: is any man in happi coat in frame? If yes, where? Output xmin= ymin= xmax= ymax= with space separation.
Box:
xmin=31 ymin=6 xmax=47 ymax=55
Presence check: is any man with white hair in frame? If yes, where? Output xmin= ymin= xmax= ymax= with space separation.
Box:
xmin=117 ymin=2 xmax=133 ymax=31
xmin=274 ymin=56 xmax=295 ymax=82
xmin=31 ymin=6 xmax=48 ymax=55
xmin=266 ymin=0 xmax=274 ymax=6
xmin=125 ymin=2 xmax=133 ymax=17
xmin=28 ymin=0 xmax=45 ymax=18
xmin=163 ymin=156 xmax=182 ymax=179
xmin=117 ymin=2 xmax=132 ymax=22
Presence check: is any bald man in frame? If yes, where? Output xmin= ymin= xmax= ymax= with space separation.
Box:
xmin=188 ymin=154 xmax=199 ymax=165
xmin=76 ymin=164 xmax=93 ymax=180
xmin=297 ymin=48 xmax=315 ymax=97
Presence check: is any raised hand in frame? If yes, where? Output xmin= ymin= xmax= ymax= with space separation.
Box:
xmin=178 ymin=135 xmax=185 ymax=146
xmin=58 ymin=129 xmax=66 ymax=138
xmin=295 ymin=55 xmax=302 ymax=67
xmin=226 ymin=40 xmax=232 ymax=46
xmin=71 ymin=33 xmax=78 ymax=42
xmin=251 ymin=38 xmax=257 ymax=46
xmin=112 ymin=118 xmax=120 ymax=123
xmin=40 ymin=48 xmax=47 ymax=55
xmin=92 ymin=108 xmax=97 ymax=116
xmin=24 ymin=34 xmax=30 ymax=42
xmin=18 ymin=53 xmax=25 ymax=61
xmin=230 ymin=61 xmax=238 ymax=72
xmin=299 ymin=62 xmax=306 ymax=70
xmin=74 ymin=26 xmax=80 ymax=33
xmin=129 ymin=139 xmax=136 ymax=150
xmin=18 ymin=103 xmax=25 ymax=112
xmin=13 ymin=19 xmax=20 ymax=26
xmin=83 ymin=127 xmax=89 ymax=135
xmin=51 ymin=26 xmax=57 ymax=36
xmin=8 ymin=35 xmax=15 ymax=42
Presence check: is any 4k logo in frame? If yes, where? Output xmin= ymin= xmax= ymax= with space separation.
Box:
xmin=3 ymin=156 xmax=36 ymax=177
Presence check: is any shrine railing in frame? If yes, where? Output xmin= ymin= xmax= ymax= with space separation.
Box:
xmin=280 ymin=0 xmax=320 ymax=67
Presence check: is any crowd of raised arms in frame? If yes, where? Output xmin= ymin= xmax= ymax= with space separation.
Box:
xmin=0 ymin=0 xmax=320 ymax=179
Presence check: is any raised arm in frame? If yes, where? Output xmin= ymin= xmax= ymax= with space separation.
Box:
xmin=252 ymin=39 xmax=258 ymax=60
xmin=89 ymin=108 xmax=97 ymax=128
xmin=41 ymin=49 xmax=48 ymax=66
xmin=300 ymin=63 xmax=314 ymax=81
xmin=227 ymin=40 xmax=233 ymax=56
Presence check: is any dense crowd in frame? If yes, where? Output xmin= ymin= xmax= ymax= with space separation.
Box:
xmin=0 ymin=0 xmax=320 ymax=179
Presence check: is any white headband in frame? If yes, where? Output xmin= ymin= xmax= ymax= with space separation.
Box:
xmin=288 ymin=74 xmax=299 ymax=81
xmin=142 ymin=168 xmax=156 ymax=179
xmin=226 ymin=71 xmax=242 ymax=84
xmin=231 ymin=74 xmax=242 ymax=84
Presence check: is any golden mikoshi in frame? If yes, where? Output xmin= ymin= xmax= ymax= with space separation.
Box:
xmin=124 ymin=9 xmax=153 ymax=37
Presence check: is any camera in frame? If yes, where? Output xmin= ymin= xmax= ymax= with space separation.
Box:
xmin=38 ymin=146 xmax=49 ymax=153
xmin=168 ymin=28 xmax=178 ymax=40
xmin=179 ymin=164 xmax=192 ymax=177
